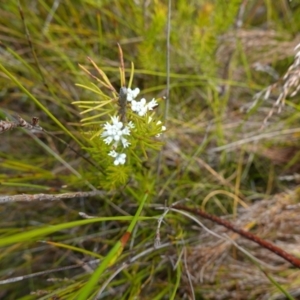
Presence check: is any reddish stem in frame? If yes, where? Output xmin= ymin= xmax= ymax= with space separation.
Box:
xmin=173 ymin=204 xmax=300 ymax=268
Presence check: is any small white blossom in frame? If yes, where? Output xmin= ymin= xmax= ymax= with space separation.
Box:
xmin=101 ymin=116 xmax=131 ymax=148
xmin=131 ymin=97 xmax=158 ymax=116
xmin=108 ymin=150 xmax=118 ymax=157
xmin=126 ymin=88 xmax=140 ymax=102
xmin=108 ymin=150 xmax=126 ymax=165
xmin=121 ymin=138 xmax=131 ymax=148
xmin=131 ymin=98 xmax=148 ymax=116
xmin=147 ymin=98 xmax=158 ymax=110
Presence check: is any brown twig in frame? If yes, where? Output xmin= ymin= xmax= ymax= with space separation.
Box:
xmin=0 ymin=116 xmax=42 ymax=134
xmin=173 ymin=204 xmax=300 ymax=269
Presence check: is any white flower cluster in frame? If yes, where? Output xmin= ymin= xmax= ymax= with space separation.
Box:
xmin=108 ymin=150 xmax=126 ymax=165
xmin=101 ymin=116 xmax=134 ymax=165
xmin=126 ymin=88 xmax=158 ymax=116
xmin=100 ymin=87 xmax=166 ymax=166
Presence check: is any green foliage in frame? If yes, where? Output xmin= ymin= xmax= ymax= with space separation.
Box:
xmin=103 ymin=165 xmax=131 ymax=189
xmin=73 ymin=56 xmax=166 ymax=189
xmin=0 ymin=0 xmax=300 ymax=299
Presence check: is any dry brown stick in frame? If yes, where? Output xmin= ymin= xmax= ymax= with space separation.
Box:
xmin=0 ymin=116 xmax=41 ymax=134
xmin=0 ymin=120 xmax=18 ymax=133
xmin=173 ymin=204 xmax=300 ymax=269
xmin=0 ymin=190 xmax=105 ymax=203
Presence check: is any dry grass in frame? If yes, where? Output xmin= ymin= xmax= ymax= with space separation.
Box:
xmin=183 ymin=191 xmax=300 ymax=299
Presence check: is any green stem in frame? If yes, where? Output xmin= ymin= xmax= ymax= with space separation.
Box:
xmin=76 ymin=192 xmax=149 ymax=300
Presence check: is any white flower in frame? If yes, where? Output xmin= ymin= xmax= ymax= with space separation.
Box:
xmin=131 ymin=97 xmax=158 ymax=116
xmin=131 ymin=98 xmax=148 ymax=116
xmin=101 ymin=116 xmax=131 ymax=148
xmin=147 ymin=98 xmax=158 ymax=110
xmin=126 ymin=88 xmax=140 ymax=102
xmin=108 ymin=150 xmax=126 ymax=165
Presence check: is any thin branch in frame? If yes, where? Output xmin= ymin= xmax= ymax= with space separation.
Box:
xmin=0 ymin=116 xmax=42 ymax=134
xmin=0 ymin=264 xmax=80 ymax=285
xmin=173 ymin=204 xmax=300 ymax=269
xmin=169 ymin=207 xmax=279 ymax=271
xmin=0 ymin=190 xmax=105 ymax=204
